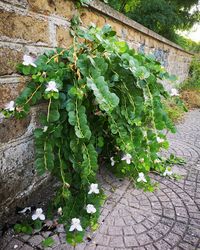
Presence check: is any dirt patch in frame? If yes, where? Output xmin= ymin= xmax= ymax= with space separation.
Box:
xmin=180 ymin=89 xmax=200 ymax=109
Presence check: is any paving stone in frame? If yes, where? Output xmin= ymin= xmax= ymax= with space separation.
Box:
xmin=147 ymin=229 xmax=162 ymax=240
xmin=20 ymin=244 xmax=34 ymax=250
xmin=183 ymin=234 xmax=199 ymax=245
xmin=124 ymin=235 xmax=138 ymax=247
xmin=144 ymin=244 xmax=157 ymax=250
xmin=54 ymin=244 xmax=74 ymax=250
xmin=5 ymin=238 xmax=24 ymax=250
xmin=123 ymin=226 xmax=135 ymax=235
xmin=153 ymin=240 xmax=171 ymax=250
xmin=178 ymin=242 xmax=195 ymax=250
xmin=28 ymin=235 xmax=44 ymax=246
xmin=164 ymin=232 xmax=181 ymax=246
xmin=96 ymin=246 xmax=114 ymax=250
xmin=136 ymin=233 xmax=152 ymax=245
xmin=19 ymin=234 xmax=31 ymax=241
xmin=74 ymin=242 xmax=87 ymax=250
xmin=109 ymin=236 xmax=124 ymax=248
xmin=94 ymin=234 xmax=110 ymax=246
xmin=113 ymin=217 xmax=125 ymax=226
xmin=108 ymin=226 xmax=123 ymax=236
xmin=134 ymin=224 xmax=147 ymax=234
xmin=171 ymin=222 xmax=187 ymax=236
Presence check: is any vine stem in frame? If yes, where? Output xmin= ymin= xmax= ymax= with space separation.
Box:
xmin=44 ymin=141 xmax=48 ymax=170
xmin=46 ymin=49 xmax=67 ymax=64
xmin=47 ymin=98 xmax=52 ymax=123
xmin=146 ymin=84 xmax=158 ymax=136
xmin=24 ymin=84 xmax=42 ymax=105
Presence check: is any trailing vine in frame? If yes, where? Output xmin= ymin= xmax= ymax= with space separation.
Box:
xmin=1 ymin=17 xmax=182 ymax=245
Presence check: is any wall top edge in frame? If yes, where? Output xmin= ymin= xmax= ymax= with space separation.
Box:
xmin=89 ymin=0 xmax=193 ymax=56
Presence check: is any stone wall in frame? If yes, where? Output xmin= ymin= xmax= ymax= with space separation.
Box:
xmin=0 ymin=0 xmax=193 ymax=223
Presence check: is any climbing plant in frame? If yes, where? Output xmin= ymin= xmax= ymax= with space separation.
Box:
xmin=1 ymin=17 xmax=179 ymax=245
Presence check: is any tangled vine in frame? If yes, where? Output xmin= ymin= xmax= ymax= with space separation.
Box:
xmin=2 ymin=18 xmax=181 ymax=244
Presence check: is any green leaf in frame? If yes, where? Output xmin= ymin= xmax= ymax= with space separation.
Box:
xmin=49 ymin=109 xmax=60 ymax=122
xmin=42 ymin=237 xmax=55 ymax=248
xmin=33 ymin=219 xmax=43 ymax=230
xmin=14 ymin=223 xmax=22 ymax=233
xmin=86 ymin=76 xmax=119 ymax=112
xmin=35 ymin=157 xmax=46 ymax=175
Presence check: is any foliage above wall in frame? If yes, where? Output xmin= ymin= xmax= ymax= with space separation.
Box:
xmin=1 ymin=15 xmax=182 ymax=244
xmin=104 ymin=0 xmax=200 ymax=46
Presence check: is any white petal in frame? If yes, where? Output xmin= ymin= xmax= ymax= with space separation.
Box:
xmin=32 ymin=214 xmax=38 ymax=220
xmin=76 ymin=224 xmax=83 ymax=231
xmin=38 ymin=214 xmax=45 ymax=221
xmin=30 ymin=62 xmax=37 ymax=68
xmin=57 ymin=207 xmax=62 ymax=215
xmin=43 ymin=126 xmax=48 ymax=132
xmin=126 ymin=158 xmax=131 ymax=164
xmin=143 ymin=177 xmax=147 ymax=183
xmin=69 ymin=225 xmax=75 ymax=231
xmin=36 ymin=208 xmax=43 ymax=214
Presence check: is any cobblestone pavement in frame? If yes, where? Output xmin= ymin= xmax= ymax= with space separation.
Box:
xmin=1 ymin=109 xmax=200 ymax=250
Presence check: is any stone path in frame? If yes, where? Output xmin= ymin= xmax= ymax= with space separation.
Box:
xmin=1 ymin=109 xmax=200 ymax=250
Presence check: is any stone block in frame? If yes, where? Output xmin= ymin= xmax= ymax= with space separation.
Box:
xmin=0 ymin=12 xmax=49 ymax=44
xmin=56 ymin=26 xmax=73 ymax=48
xmin=0 ymin=115 xmax=31 ymax=144
xmin=105 ymin=18 xmax=122 ymax=37
xmin=0 ymin=48 xmax=23 ymax=76
xmin=0 ymin=77 xmax=26 ymax=106
xmin=0 ymin=137 xmax=34 ymax=174
xmin=0 ymin=159 xmax=34 ymax=210
xmin=2 ymin=0 xmax=28 ymax=8
xmin=81 ymin=9 xmax=106 ymax=28
xmin=28 ymin=0 xmax=77 ymax=20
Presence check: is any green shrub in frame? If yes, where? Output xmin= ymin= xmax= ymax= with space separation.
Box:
xmin=1 ymin=20 xmax=179 ymax=245
xmin=181 ymin=56 xmax=200 ymax=90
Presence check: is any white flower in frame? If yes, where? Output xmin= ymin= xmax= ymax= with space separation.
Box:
xmin=157 ymin=137 xmax=165 ymax=143
xmin=5 ymin=101 xmax=15 ymax=111
xmin=14 ymin=245 xmax=18 ymax=249
xmin=88 ymin=183 xmax=99 ymax=194
xmin=163 ymin=167 xmax=173 ymax=176
xmin=57 ymin=207 xmax=62 ymax=215
xmin=137 ymin=172 xmax=147 ymax=183
xmin=170 ymin=88 xmax=179 ymax=96
xmin=86 ymin=204 xmax=96 ymax=214
xmin=45 ymin=80 xmax=59 ymax=92
xmin=143 ymin=131 xmax=147 ymax=137
xmin=139 ymin=158 xmax=144 ymax=163
xmin=43 ymin=126 xmax=48 ymax=132
xmin=22 ymin=55 xmax=36 ymax=67
xmin=69 ymin=218 xmax=83 ymax=232
xmin=110 ymin=157 xmax=115 ymax=166
xmin=154 ymin=159 xmax=161 ymax=164
xmin=121 ymin=153 xmax=132 ymax=164
xmin=32 ymin=208 xmax=45 ymax=221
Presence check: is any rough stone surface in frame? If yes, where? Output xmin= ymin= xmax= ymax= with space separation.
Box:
xmin=0 ymin=77 xmax=27 ymax=107
xmin=0 ymin=116 xmax=31 ymax=143
xmin=56 ymin=26 xmax=73 ymax=48
xmin=1 ymin=109 xmax=200 ymax=249
xmin=28 ymin=0 xmax=77 ymax=20
xmin=0 ymin=48 xmax=23 ymax=76
xmin=0 ymin=12 xmax=49 ymax=45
